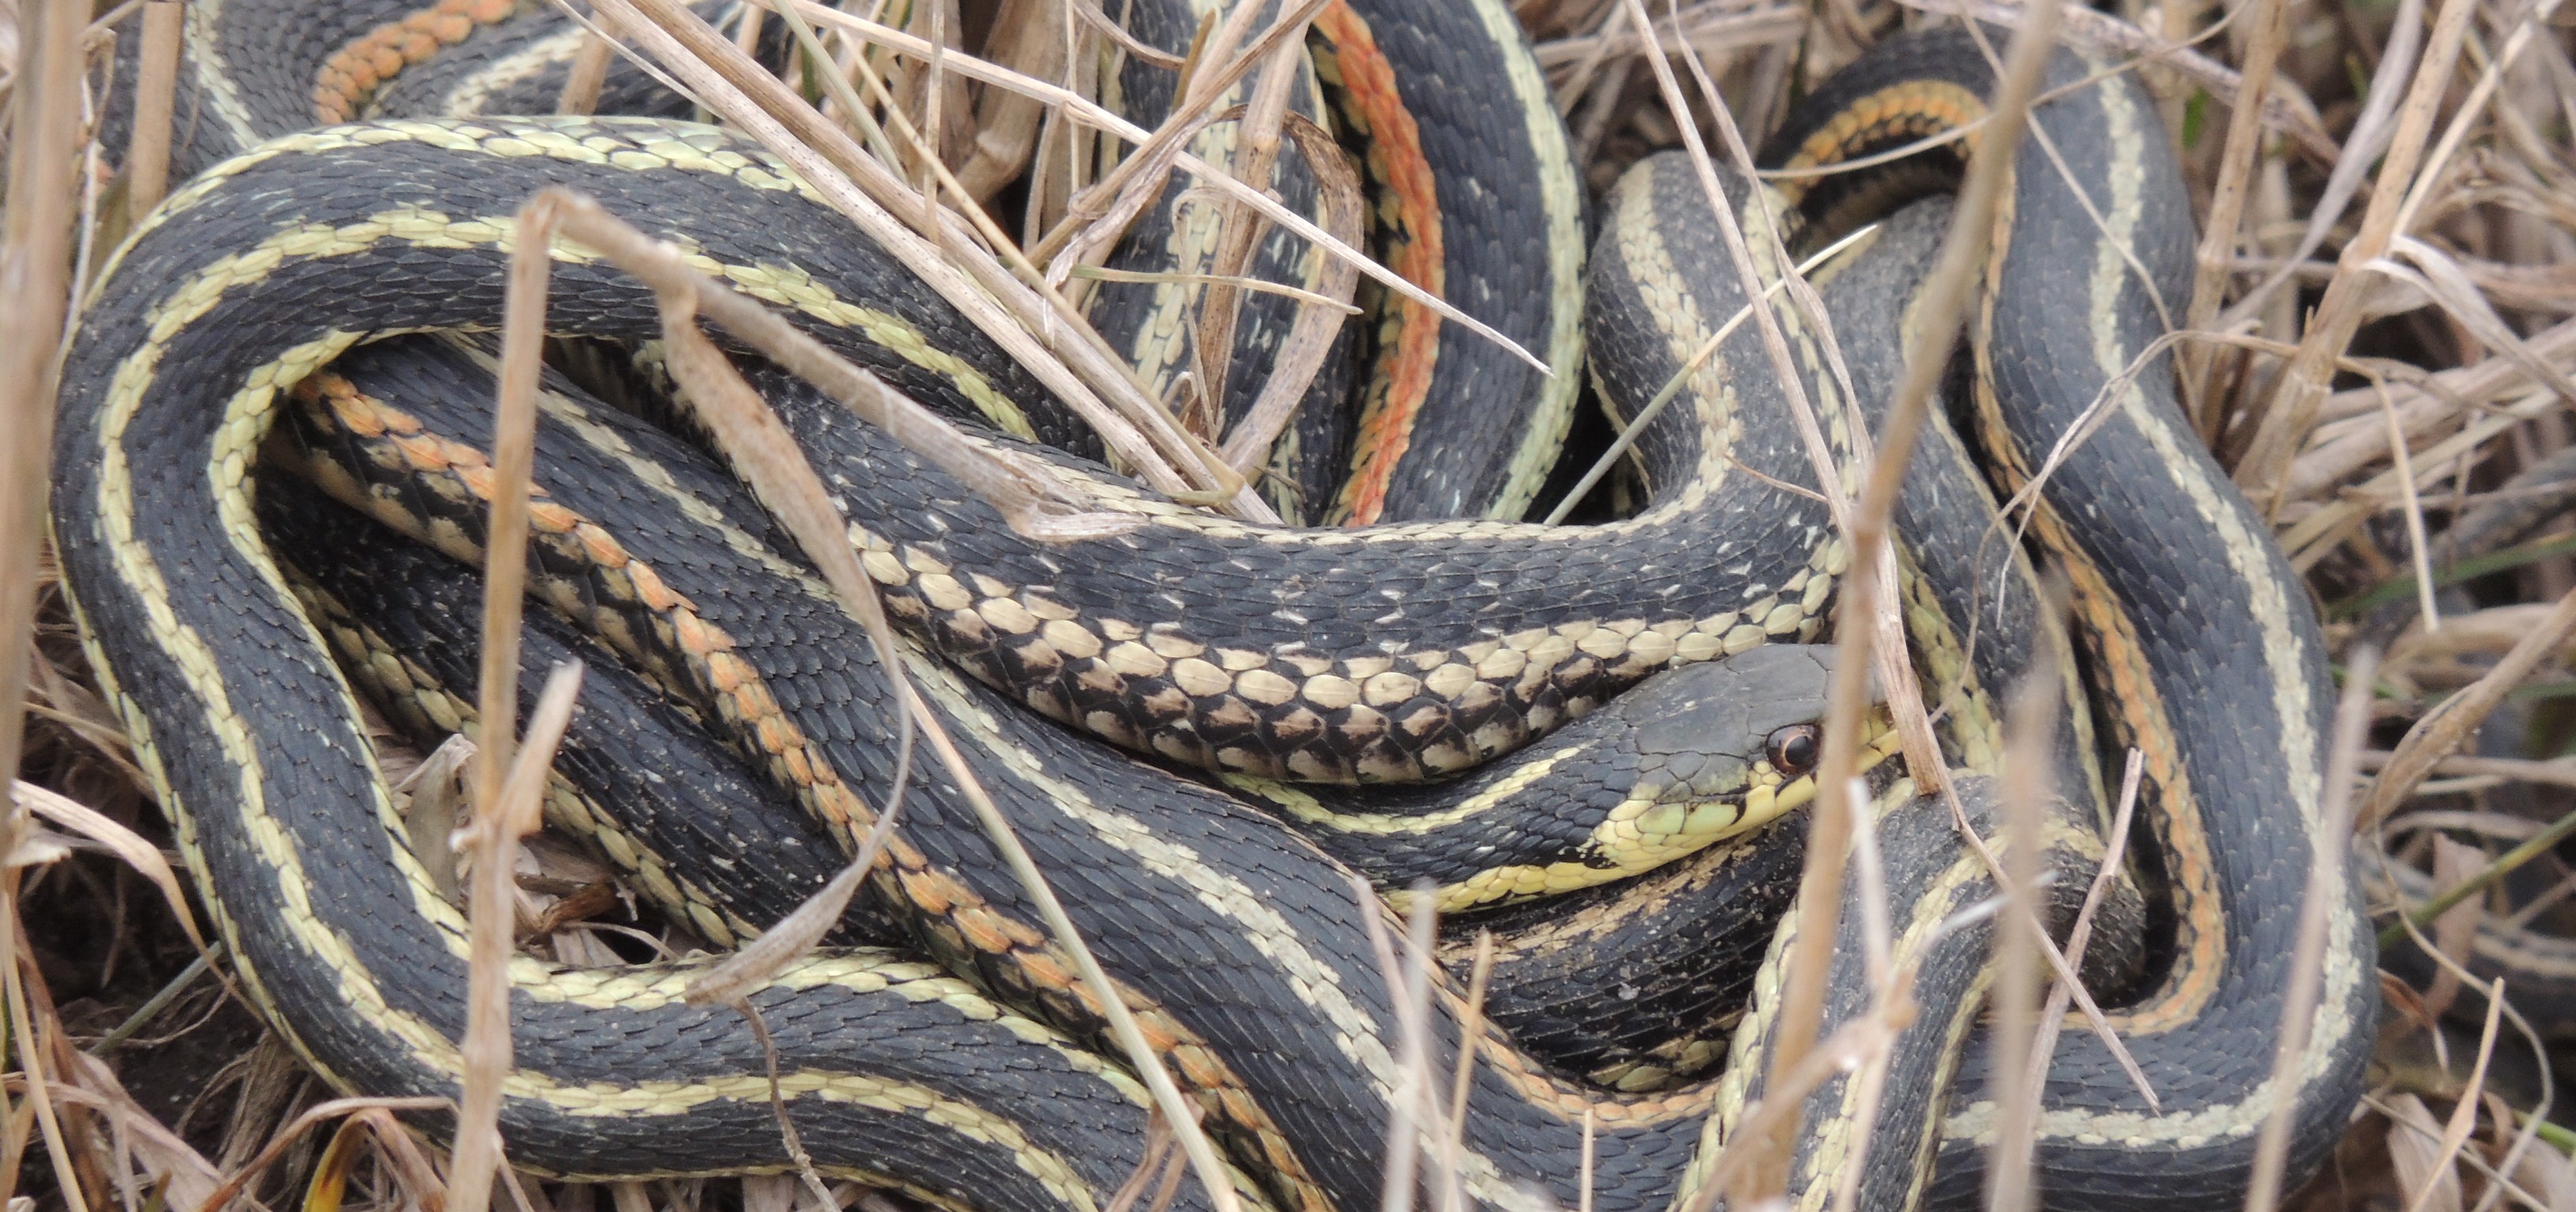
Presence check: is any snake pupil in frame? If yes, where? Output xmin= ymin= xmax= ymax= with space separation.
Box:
xmin=1766 ymin=724 xmax=1822 ymax=776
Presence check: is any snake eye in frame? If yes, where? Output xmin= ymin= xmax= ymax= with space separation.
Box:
xmin=1765 ymin=724 xmax=1822 ymax=776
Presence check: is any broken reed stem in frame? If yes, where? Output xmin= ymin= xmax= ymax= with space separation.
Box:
xmin=2241 ymin=649 xmax=2377 ymax=1212
xmin=449 ymin=196 xmax=582 ymax=1212
xmin=1596 ymin=40 xmax=1882 ymax=1191
xmin=1743 ymin=0 xmax=2061 ymax=1198
xmin=1985 ymin=671 xmax=2058 ymax=1212
xmin=5 ymin=873 xmax=88 ymax=1212
xmin=556 ymin=6 xmax=621 ymax=115
xmin=1189 ymin=31 xmax=1307 ymax=437
xmin=124 ymin=1 xmax=186 ymax=225
xmin=2357 ymin=583 xmax=2576 ymax=829
xmin=449 ymin=664 xmax=585 ymax=1212
xmin=2178 ymin=0 xmax=2283 ymax=395
xmin=534 ymin=196 xmax=1245 ymax=1212
xmin=1438 ymin=931 xmax=1497 ymax=1212
xmin=467 ymin=195 xmax=564 ymax=833
xmin=0 ymin=0 xmax=89 ymax=865
xmin=2233 ymin=0 xmax=2480 ymax=501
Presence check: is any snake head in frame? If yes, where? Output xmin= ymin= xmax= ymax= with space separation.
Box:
xmin=1603 ymin=645 xmax=1898 ymax=858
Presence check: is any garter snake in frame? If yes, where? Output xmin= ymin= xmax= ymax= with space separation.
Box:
xmin=54 ymin=2 xmax=2373 ymax=1210
xmin=1759 ymin=31 xmax=2374 ymax=1205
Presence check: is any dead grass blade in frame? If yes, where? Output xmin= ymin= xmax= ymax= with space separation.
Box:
xmin=51 ymin=1049 xmax=223 ymax=1212
xmin=301 ymin=1103 xmax=451 ymax=1212
xmin=2403 ymin=984 xmax=2503 ymax=1212
xmin=2387 ymin=0 xmax=2567 ymax=239
xmin=443 ymin=189 xmax=595 ymax=1212
xmin=6 ymin=875 xmax=89 ymax=1212
xmin=2016 ymin=750 xmax=2145 ymax=1128
xmin=2368 ymin=377 xmax=2442 ymax=633
xmin=1026 ymin=0 xmax=1322 ymax=262
xmin=118 ymin=0 xmax=180 ymax=225
xmin=449 ymin=664 xmax=587 ymax=1212
xmin=2385 ymin=1094 xmax=2469 ymax=1212
xmin=1540 ymin=223 xmax=1881 ymax=527
xmin=11 ymin=781 xmax=202 ymax=952
xmin=1535 ymin=4 xmax=1806 ymax=70
xmin=197 ymin=1097 xmax=454 ymax=1212
xmin=1885 ymin=0 xmax=2338 ymax=162
xmin=2178 ymin=0 xmax=2282 ymax=395
xmin=84 ymin=941 xmax=222 ymax=1057
xmin=2215 ymin=0 xmax=2423 ymax=334
xmin=1217 ymin=114 xmax=1365 ymax=480
xmin=1721 ymin=0 xmax=2061 ymax=1191
xmin=554 ymin=187 xmax=1140 ymax=540
xmin=1653 ymin=1 xmax=1942 ymax=793
xmin=2357 ymin=588 xmax=2576 ymax=830
xmin=1983 ymin=664 xmax=2057 ymax=1212
xmin=2233 ymin=0 xmax=2480 ymax=500
xmin=1187 ymin=28 xmax=1310 ymax=439
xmin=556 ymin=6 xmax=621 ymax=115
xmin=1825 ymin=779 xmax=1900 ymax=1212
xmin=682 ymin=783 xmax=906 ymax=1005
xmin=2289 ymin=318 xmax=2576 ymax=496
xmin=1437 ymin=931 xmax=1496 ymax=1212
xmin=400 ymin=735 xmax=480 ymax=904
xmin=2379 ymin=799 xmax=2576 ymax=949
xmin=0 ymin=0 xmax=88 ymax=870
xmin=2241 ymin=647 xmax=2376 ymax=1212
xmin=2364 ymin=753 xmax=2576 ymax=791
xmin=2418 ymin=836 xmax=2481 ymax=1019
xmin=2368 ymin=240 xmax=2576 ymax=408
xmin=948 ymin=0 xmax=1061 ymax=204
xmin=1353 ymin=878 xmax=1440 ymax=1212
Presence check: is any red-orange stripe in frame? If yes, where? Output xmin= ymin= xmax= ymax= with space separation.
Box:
xmin=1312 ymin=0 xmax=1443 ymax=527
xmin=309 ymin=0 xmax=518 ymax=125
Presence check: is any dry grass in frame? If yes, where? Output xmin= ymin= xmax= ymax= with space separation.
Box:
xmin=8 ymin=0 xmax=2576 ymax=1208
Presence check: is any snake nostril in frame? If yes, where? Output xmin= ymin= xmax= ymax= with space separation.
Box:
xmin=1765 ymin=724 xmax=1822 ymax=776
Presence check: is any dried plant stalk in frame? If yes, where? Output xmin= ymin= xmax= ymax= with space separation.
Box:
xmin=1733 ymin=0 xmax=2061 ymax=1194
xmin=122 ymin=1 xmax=184 ymax=223
xmin=2241 ymin=650 xmax=2376 ymax=1212
xmin=2233 ymin=0 xmax=2481 ymax=500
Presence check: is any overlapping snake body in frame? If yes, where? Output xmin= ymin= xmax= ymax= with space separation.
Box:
xmin=55 ymin=6 xmax=2371 ymax=1212
xmin=1765 ymin=34 xmax=2372 ymax=1204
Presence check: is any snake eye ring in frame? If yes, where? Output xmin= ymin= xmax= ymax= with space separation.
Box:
xmin=1765 ymin=724 xmax=1822 ymax=776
